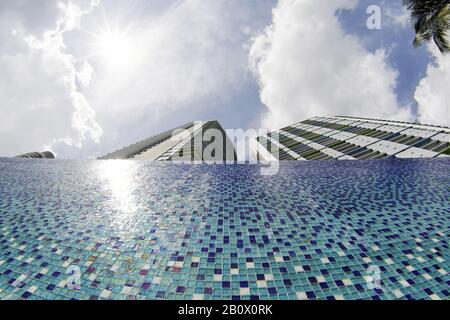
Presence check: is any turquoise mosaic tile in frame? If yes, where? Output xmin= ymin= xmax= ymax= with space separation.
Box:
xmin=0 ymin=158 xmax=448 ymax=300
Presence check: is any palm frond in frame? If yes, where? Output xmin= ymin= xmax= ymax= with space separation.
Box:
xmin=403 ymin=0 xmax=450 ymax=53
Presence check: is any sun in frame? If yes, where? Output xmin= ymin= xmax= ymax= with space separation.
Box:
xmin=96 ymin=31 xmax=135 ymax=68
xmin=81 ymin=5 xmax=140 ymax=70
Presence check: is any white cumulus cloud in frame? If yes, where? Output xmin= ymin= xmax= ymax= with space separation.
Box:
xmin=414 ymin=45 xmax=450 ymax=127
xmin=0 ymin=0 xmax=102 ymax=156
xmin=249 ymin=0 xmax=413 ymax=130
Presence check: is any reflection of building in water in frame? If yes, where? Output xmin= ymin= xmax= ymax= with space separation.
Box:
xmin=99 ymin=121 xmax=237 ymax=161
xmin=253 ymin=116 xmax=450 ymax=161
xmin=16 ymin=151 xmax=55 ymax=159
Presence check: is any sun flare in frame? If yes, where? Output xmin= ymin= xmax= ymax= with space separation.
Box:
xmin=96 ymin=31 xmax=135 ymax=67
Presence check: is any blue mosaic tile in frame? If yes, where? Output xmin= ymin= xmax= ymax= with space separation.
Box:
xmin=0 ymin=158 xmax=448 ymax=300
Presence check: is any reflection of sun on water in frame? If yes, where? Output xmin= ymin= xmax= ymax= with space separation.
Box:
xmin=97 ymin=161 xmax=139 ymax=232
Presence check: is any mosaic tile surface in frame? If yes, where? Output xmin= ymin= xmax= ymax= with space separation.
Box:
xmin=0 ymin=158 xmax=448 ymax=300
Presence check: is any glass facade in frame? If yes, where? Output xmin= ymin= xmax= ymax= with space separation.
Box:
xmin=255 ymin=116 xmax=450 ymax=161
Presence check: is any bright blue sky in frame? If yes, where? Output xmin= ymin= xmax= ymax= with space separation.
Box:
xmin=0 ymin=0 xmax=448 ymax=159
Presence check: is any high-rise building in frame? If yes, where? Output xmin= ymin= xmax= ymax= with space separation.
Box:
xmin=253 ymin=116 xmax=450 ymax=161
xmin=16 ymin=151 xmax=55 ymax=159
xmin=100 ymin=120 xmax=237 ymax=161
